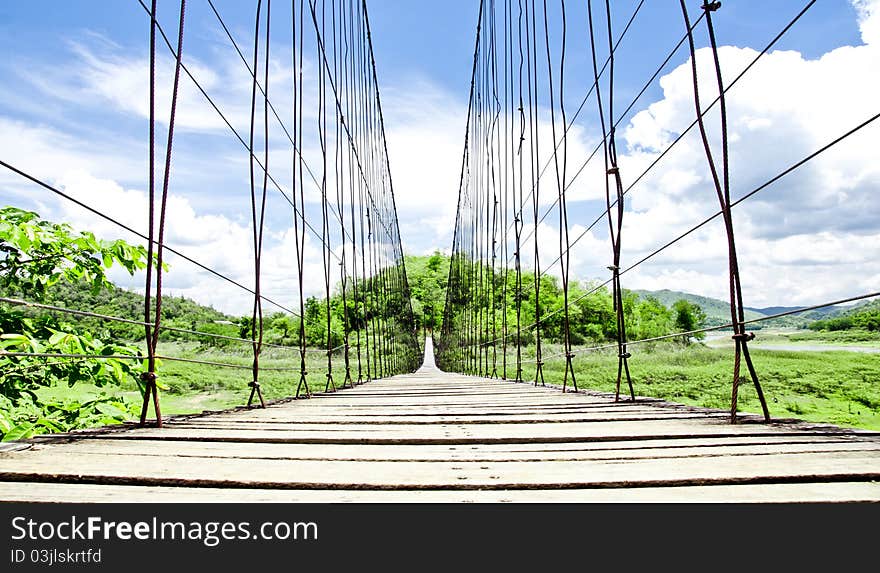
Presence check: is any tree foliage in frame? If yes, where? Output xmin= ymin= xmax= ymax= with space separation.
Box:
xmin=0 ymin=206 xmax=151 ymax=299
xmin=428 ymin=253 xmax=707 ymax=348
xmin=405 ymin=251 xmax=449 ymax=331
xmin=673 ymin=299 xmax=708 ymax=341
xmin=808 ymin=300 xmax=880 ymax=332
xmin=0 ymin=207 xmax=151 ymax=440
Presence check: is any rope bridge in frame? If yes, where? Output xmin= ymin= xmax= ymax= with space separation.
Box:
xmin=436 ymin=0 xmax=880 ymax=423
xmin=0 ymin=0 xmax=421 ymax=427
xmin=0 ymin=0 xmax=878 ymax=434
xmin=0 ymin=2 xmax=879 ymax=503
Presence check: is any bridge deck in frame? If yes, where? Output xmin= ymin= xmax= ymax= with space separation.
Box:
xmin=1 ymin=341 xmax=879 ymax=502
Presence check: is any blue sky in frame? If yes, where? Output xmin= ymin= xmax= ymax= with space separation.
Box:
xmin=0 ymin=1 xmax=878 ymax=315
xmin=0 ymin=1 xmax=862 ymax=96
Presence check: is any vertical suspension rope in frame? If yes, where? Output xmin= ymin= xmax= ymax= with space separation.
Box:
xmin=488 ymin=0 xmax=500 ymax=379
xmin=702 ymin=2 xmax=769 ymax=423
xmin=345 ymin=0 xmax=364 ymax=384
xmin=588 ymin=0 xmax=635 ymax=402
xmin=317 ymin=0 xmax=336 ymax=394
xmin=680 ymin=0 xmax=770 ymax=423
xmin=481 ymin=71 xmax=487 ymax=378
xmin=333 ymin=0 xmax=353 ymax=389
xmin=141 ymin=0 xmax=186 ymax=426
xmin=363 ymin=5 xmax=381 ymax=381
xmin=370 ymin=72 xmax=390 ymax=378
xmin=514 ymin=0 xmax=525 ymax=383
xmin=142 ymin=0 xmax=159 ymax=427
xmin=293 ymin=0 xmax=311 ymax=399
xmin=247 ymin=0 xmax=270 ymax=409
xmin=604 ymin=0 xmax=634 ymax=402
xmin=543 ymin=0 xmax=576 ymax=392
xmin=356 ymin=46 xmax=372 ymax=384
xmin=525 ymin=0 xmax=545 ymax=387
xmin=500 ymin=0 xmax=511 ymax=380
xmin=467 ymin=55 xmax=476 ymax=376
xmin=353 ymin=0 xmax=370 ymax=383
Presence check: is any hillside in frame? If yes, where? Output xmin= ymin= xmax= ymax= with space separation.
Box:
xmin=10 ymin=280 xmax=239 ymax=341
xmin=832 ymin=298 xmax=880 ymax=317
xmin=632 ymin=289 xmax=767 ymax=327
xmin=744 ymin=298 xmax=879 ymax=322
xmin=807 ymin=298 xmax=880 ymax=332
xmin=744 ymin=305 xmax=840 ymax=320
xmin=633 ymin=289 xmax=875 ymax=329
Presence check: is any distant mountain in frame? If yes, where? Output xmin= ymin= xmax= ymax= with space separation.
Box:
xmin=834 ymin=298 xmax=880 ymax=317
xmin=745 ymin=306 xmax=804 ymax=316
xmin=745 ymin=299 xmax=880 ymax=321
xmin=631 ymin=289 xmax=766 ymax=327
xmin=632 ymin=289 xmax=878 ymax=329
xmin=744 ymin=305 xmax=840 ymax=320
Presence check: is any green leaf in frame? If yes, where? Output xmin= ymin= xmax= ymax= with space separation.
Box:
xmin=0 ymin=333 xmax=39 ymax=352
xmin=95 ymin=402 xmax=128 ymax=419
xmin=109 ymin=361 xmax=125 ymax=384
xmin=2 ymin=422 xmax=35 ymax=442
xmin=34 ymin=418 xmax=64 ymax=432
xmin=0 ymin=333 xmax=30 ymax=348
xmin=48 ymin=331 xmax=69 ymax=345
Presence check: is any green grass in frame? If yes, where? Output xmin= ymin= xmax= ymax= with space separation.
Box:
xmin=143 ymin=341 xmax=397 ymax=411
xmin=35 ymin=340 xmax=401 ymax=421
xmin=507 ymin=342 xmax=880 ymax=431
xmin=787 ymin=329 xmax=880 ymax=344
xmin=31 ymin=337 xmax=880 ymax=433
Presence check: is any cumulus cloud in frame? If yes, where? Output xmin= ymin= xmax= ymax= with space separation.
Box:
xmin=598 ymin=0 xmax=880 ymax=307
xmin=40 ymin=170 xmax=332 ymax=316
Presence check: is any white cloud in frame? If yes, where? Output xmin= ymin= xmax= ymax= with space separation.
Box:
xmin=381 ymin=78 xmax=467 ymax=252
xmin=600 ymin=1 xmax=880 ymax=307
xmin=0 ymin=27 xmax=394 ymax=316
xmin=854 ymin=0 xmax=880 ymax=44
xmin=48 ymin=170 xmax=332 ymax=316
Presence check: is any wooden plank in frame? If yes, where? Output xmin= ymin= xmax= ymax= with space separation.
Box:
xmin=0 ymin=481 xmax=878 ymax=503
xmin=90 ymin=420 xmax=862 ymax=445
xmin=164 ymin=413 xmax=733 ymax=427
xmin=10 ymin=437 xmax=880 ymax=462
xmin=14 ymin=434 xmax=876 ymax=470
xmin=1 ymin=449 xmax=878 ymax=489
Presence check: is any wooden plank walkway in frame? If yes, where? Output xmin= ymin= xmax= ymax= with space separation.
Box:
xmin=1 ymin=338 xmax=879 ymax=502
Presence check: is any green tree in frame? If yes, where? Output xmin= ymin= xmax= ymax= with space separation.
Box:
xmin=632 ymin=295 xmax=674 ymax=340
xmin=672 ymin=299 xmax=707 ymax=343
xmin=0 ymin=206 xmax=151 ymax=299
xmin=0 ymin=206 xmax=154 ymax=440
xmin=405 ymin=251 xmax=449 ymax=331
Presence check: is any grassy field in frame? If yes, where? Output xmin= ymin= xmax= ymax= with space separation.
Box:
xmin=32 ymin=333 xmax=880 ymax=431
xmin=131 ymin=342 xmax=360 ymax=413
xmin=767 ymin=328 xmax=880 ymax=345
xmin=508 ymin=340 xmax=880 ymax=431
xmin=35 ymin=341 xmax=397 ymax=419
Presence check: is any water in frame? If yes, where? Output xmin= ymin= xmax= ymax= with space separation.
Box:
xmin=704 ymin=335 xmax=880 ymax=354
